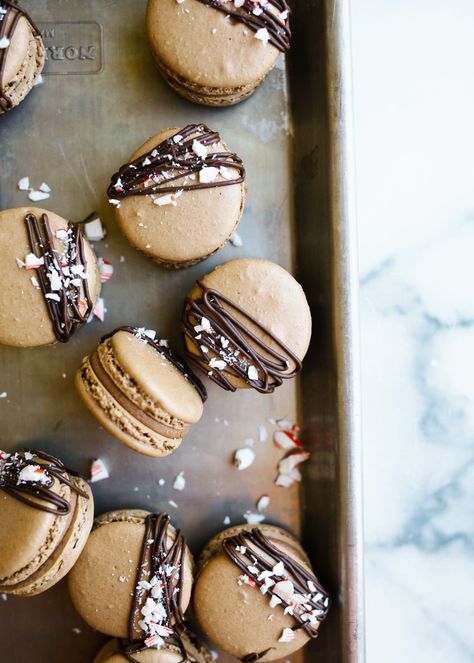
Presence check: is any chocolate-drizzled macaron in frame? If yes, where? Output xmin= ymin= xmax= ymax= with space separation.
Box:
xmin=146 ymin=0 xmax=291 ymax=106
xmin=76 ymin=326 xmax=206 ymax=457
xmin=0 ymin=1 xmax=45 ymax=113
xmin=182 ymin=258 xmax=312 ymax=393
xmin=93 ymin=632 xmax=214 ymax=663
xmin=107 ymin=124 xmax=245 ymax=269
xmin=0 ymin=449 xmax=94 ymax=596
xmin=69 ymin=510 xmax=194 ymax=646
xmin=0 ymin=207 xmax=100 ymax=347
xmin=193 ymin=525 xmax=330 ymax=662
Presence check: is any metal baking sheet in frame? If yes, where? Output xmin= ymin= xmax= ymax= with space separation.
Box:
xmin=0 ymin=1 xmax=364 ymax=661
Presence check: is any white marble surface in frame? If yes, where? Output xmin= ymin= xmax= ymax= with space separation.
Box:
xmin=351 ymin=0 xmax=474 ymax=660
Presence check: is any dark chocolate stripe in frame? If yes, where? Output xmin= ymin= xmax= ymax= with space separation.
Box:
xmin=119 ymin=513 xmax=187 ymax=661
xmin=107 ymin=124 xmax=245 ymax=199
xmin=182 ymin=283 xmax=302 ymax=393
xmin=89 ymin=349 xmax=189 ymax=440
xmin=101 ymin=326 xmax=207 ymax=403
xmin=222 ymin=528 xmax=330 ymax=643
xmin=0 ymin=449 xmax=88 ymax=515
xmin=24 ymin=213 xmax=94 ymax=343
xmin=195 ymin=0 xmax=291 ymax=52
xmin=0 ymin=1 xmax=41 ymax=111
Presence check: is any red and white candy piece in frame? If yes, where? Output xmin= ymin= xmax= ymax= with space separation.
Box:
xmin=273 ymin=430 xmax=303 ymax=450
xmin=153 ymin=190 xmax=183 ymax=207
xmin=17 ymin=176 xmax=30 ymax=191
xmin=98 ymin=258 xmax=114 ymax=283
xmin=144 ymin=635 xmax=164 ymax=648
xmin=233 ymin=447 xmax=255 ymax=470
xmin=278 ymin=627 xmax=295 ymax=643
xmin=90 ymin=458 xmax=109 ymax=483
xmin=278 ymin=451 xmax=311 ymax=475
xmin=84 ymin=217 xmax=106 ymax=242
xmin=25 ymin=253 xmax=44 ymax=270
xmin=93 ymin=297 xmax=106 ymax=322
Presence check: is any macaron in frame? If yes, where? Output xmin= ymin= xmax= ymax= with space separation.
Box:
xmin=75 ymin=326 xmax=206 ymax=458
xmin=182 ymin=258 xmax=312 ymax=393
xmin=93 ymin=633 xmax=214 ymax=663
xmin=107 ymin=123 xmax=246 ymax=269
xmin=146 ymin=0 xmax=291 ymax=106
xmin=68 ymin=510 xmax=194 ymax=643
xmin=0 ymin=1 xmax=45 ymax=113
xmin=0 ymin=207 xmax=100 ymax=347
xmin=193 ymin=524 xmax=331 ymax=662
xmin=0 ymin=448 xmax=94 ymax=596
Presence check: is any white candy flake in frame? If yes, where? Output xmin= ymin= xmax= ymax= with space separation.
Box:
xmin=255 ymin=27 xmax=270 ymax=45
xmin=192 ymin=139 xmax=207 ymax=158
xmin=233 ymin=447 xmax=255 ymax=470
xmin=90 ymin=458 xmax=109 ymax=483
xmin=173 ymin=472 xmax=186 ymax=491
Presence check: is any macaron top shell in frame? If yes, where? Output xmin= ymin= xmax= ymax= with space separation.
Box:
xmin=1 ymin=12 xmax=32 ymax=88
xmin=194 ymin=525 xmax=319 ymax=661
xmin=110 ymin=330 xmax=204 ymax=424
xmin=94 ymin=635 xmax=213 ymax=663
xmin=0 ymin=473 xmax=74 ymax=582
xmin=0 ymin=207 xmax=100 ymax=347
xmin=114 ymin=128 xmax=245 ymax=265
xmin=147 ymin=0 xmax=281 ymax=89
xmin=68 ymin=509 xmax=194 ymax=640
xmin=184 ymin=259 xmax=312 ymax=390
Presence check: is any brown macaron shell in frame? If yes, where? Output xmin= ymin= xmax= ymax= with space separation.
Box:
xmin=93 ymin=634 xmax=214 ymax=663
xmin=113 ymin=128 xmax=245 ymax=268
xmin=76 ymin=329 xmax=204 ymax=457
xmin=146 ymin=0 xmax=281 ymax=106
xmin=0 ymin=207 xmax=100 ymax=348
xmin=68 ymin=509 xmax=194 ymax=639
xmin=184 ymin=258 xmax=312 ymax=390
xmin=0 ymin=455 xmax=94 ymax=596
xmin=193 ymin=524 xmax=316 ymax=661
xmin=0 ymin=6 xmax=45 ymax=113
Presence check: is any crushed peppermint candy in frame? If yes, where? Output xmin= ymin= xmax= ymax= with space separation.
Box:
xmin=273 ymin=429 xmax=303 ymax=450
xmin=256 ymin=494 xmax=270 ymax=511
xmin=0 ymin=392 xmax=7 ymax=399
xmin=89 ymin=458 xmax=109 ymax=483
xmin=84 ymin=217 xmax=106 ymax=241
xmin=28 ymin=189 xmax=50 ymax=202
xmin=243 ymin=510 xmax=265 ymax=525
xmin=199 ymin=166 xmax=220 ymax=183
xmin=17 ymin=465 xmax=50 ymax=485
xmin=173 ymin=472 xmax=186 ymax=491
xmin=229 ymin=231 xmax=243 ymax=247
xmin=233 ymin=447 xmax=255 ymax=470
xmin=92 ymin=297 xmax=106 ymax=322
xmin=223 ymin=515 xmax=231 ymax=525
xmin=98 ymin=257 xmax=114 ymax=283
xmin=0 ymin=36 xmax=10 ymax=49
xmin=168 ymin=499 xmax=178 ymax=508
xmin=278 ymin=627 xmax=295 ymax=643
xmin=153 ymin=190 xmax=183 ymax=207
xmin=192 ymin=139 xmax=208 ymax=158
xmin=255 ymin=27 xmax=270 ymax=45
xmin=17 ymin=176 xmax=30 ymax=191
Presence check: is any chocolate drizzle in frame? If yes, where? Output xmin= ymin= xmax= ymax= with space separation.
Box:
xmin=0 ymin=1 xmax=41 ymax=111
xmin=107 ymin=124 xmax=245 ymax=200
xmin=119 ymin=513 xmax=187 ymax=662
xmin=223 ymin=528 xmax=330 ymax=643
xmin=100 ymin=326 xmax=207 ymax=403
xmin=195 ymin=0 xmax=291 ymax=52
xmin=0 ymin=449 xmax=88 ymax=515
xmin=182 ymin=283 xmax=303 ymax=393
xmin=24 ymin=212 xmax=94 ymax=343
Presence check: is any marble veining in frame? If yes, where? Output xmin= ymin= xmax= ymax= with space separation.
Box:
xmin=352 ymin=0 xmax=474 ymax=659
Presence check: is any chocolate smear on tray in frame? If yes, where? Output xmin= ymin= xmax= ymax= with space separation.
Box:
xmin=100 ymin=326 xmax=207 ymax=403
xmin=23 ymin=212 xmax=94 ymax=342
xmin=0 ymin=1 xmax=41 ymax=111
xmin=121 ymin=513 xmax=187 ymax=661
xmin=107 ymin=124 xmax=245 ymax=201
xmin=195 ymin=0 xmax=291 ymax=52
xmin=182 ymin=283 xmax=302 ymax=393
xmin=223 ymin=528 xmax=330 ymax=641
xmin=0 ymin=449 xmax=88 ymax=515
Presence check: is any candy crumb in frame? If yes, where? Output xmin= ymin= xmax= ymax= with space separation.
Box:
xmin=90 ymin=458 xmax=109 ymax=483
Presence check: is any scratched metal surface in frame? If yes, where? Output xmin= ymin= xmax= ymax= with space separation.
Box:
xmin=0 ymin=1 xmax=364 ymax=662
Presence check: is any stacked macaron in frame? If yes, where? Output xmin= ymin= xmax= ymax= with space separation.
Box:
xmin=0 ymin=1 xmax=45 ymax=113
xmin=0 ymin=449 xmax=93 ymax=596
xmin=146 ymin=0 xmax=291 ymax=105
